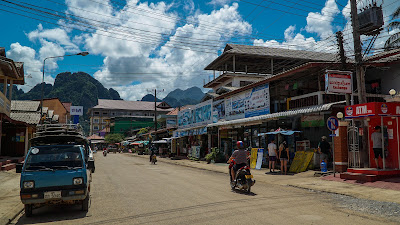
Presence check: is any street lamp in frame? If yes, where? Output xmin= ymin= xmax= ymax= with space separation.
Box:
xmin=337 ymin=112 xmax=344 ymax=120
xmin=389 ymin=89 xmax=396 ymax=97
xmin=40 ymin=51 xmax=89 ymax=123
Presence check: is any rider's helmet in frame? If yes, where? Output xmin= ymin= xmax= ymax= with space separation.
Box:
xmin=236 ymin=141 xmax=244 ymax=149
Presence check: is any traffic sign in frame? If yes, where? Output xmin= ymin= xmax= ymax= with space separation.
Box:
xmin=329 ymin=134 xmax=337 ymax=137
xmin=327 ymin=116 xmax=339 ymax=131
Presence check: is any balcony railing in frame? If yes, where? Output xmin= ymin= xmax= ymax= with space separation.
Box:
xmin=0 ymin=91 xmax=10 ymax=117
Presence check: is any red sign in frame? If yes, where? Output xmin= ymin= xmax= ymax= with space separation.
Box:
xmin=325 ymin=71 xmax=352 ymax=94
xmin=345 ymin=102 xmax=400 ymax=118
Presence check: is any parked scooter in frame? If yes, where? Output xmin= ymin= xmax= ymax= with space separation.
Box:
xmin=103 ymin=150 xmax=107 ymax=157
xmin=229 ymin=160 xmax=255 ymax=193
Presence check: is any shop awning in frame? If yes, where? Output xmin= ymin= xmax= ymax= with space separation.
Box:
xmin=152 ymin=140 xmax=168 ymax=144
xmin=208 ymin=101 xmax=345 ymax=128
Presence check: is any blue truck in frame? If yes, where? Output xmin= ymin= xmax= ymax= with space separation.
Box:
xmin=16 ymin=124 xmax=94 ymax=217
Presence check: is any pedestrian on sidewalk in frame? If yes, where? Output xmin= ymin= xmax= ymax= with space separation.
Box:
xmin=268 ymin=139 xmax=277 ymax=173
xmin=371 ymin=126 xmax=384 ymax=169
xmin=279 ymin=141 xmax=289 ymax=175
xmin=318 ymin=136 xmax=331 ymax=167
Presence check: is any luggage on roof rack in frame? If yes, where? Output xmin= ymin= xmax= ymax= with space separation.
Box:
xmin=31 ymin=124 xmax=87 ymax=146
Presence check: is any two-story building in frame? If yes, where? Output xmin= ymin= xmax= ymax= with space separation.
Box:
xmin=88 ymin=99 xmax=172 ymax=136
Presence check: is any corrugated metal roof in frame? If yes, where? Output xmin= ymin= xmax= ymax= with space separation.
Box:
xmin=92 ymin=99 xmax=172 ymax=112
xmin=10 ymin=112 xmax=41 ymax=125
xmin=224 ymin=44 xmax=337 ymax=62
xmin=166 ymin=106 xmax=191 ymax=115
xmin=11 ymin=100 xmax=40 ymax=112
xmin=208 ymin=101 xmax=346 ymax=127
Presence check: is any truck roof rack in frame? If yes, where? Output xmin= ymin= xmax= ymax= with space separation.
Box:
xmin=31 ymin=124 xmax=87 ymax=146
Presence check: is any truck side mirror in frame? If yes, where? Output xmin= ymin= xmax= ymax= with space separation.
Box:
xmin=16 ymin=163 xmax=23 ymax=173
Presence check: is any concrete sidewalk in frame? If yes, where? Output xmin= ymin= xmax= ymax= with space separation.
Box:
xmin=131 ymin=154 xmax=400 ymax=205
xmin=0 ymin=170 xmax=23 ymax=225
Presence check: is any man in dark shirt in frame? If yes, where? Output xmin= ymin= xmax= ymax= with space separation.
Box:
xmin=318 ymin=136 xmax=331 ymax=166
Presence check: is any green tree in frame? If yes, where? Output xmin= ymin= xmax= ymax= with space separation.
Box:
xmin=385 ymin=7 xmax=400 ymax=50
xmin=105 ymin=133 xmax=124 ymax=144
xmin=137 ymin=128 xmax=149 ymax=135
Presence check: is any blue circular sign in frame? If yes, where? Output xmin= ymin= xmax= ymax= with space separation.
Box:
xmin=327 ymin=116 xmax=339 ymax=131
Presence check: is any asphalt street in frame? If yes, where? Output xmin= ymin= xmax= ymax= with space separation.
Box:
xmin=10 ymin=153 xmax=397 ymax=225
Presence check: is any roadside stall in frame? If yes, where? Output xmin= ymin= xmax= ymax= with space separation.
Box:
xmin=345 ymin=102 xmax=400 ymax=170
xmin=152 ymin=138 xmax=171 ymax=157
xmin=130 ymin=141 xmax=149 ymax=155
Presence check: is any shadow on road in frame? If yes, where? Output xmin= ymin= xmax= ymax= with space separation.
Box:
xmin=231 ymin=189 xmax=257 ymax=196
xmin=13 ymin=205 xmax=88 ymax=225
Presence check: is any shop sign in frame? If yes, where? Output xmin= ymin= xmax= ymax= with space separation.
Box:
xmin=301 ymin=114 xmax=324 ymax=127
xmin=325 ymin=71 xmax=352 ymax=94
xmin=345 ymin=103 xmax=375 ymax=118
xmin=166 ymin=119 xmax=177 ymax=128
xmin=225 ymin=91 xmax=248 ymax=121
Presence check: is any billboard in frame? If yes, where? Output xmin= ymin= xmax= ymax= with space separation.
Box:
xmin=166 ymin=119 xmax=177 ymax=128
xmin=225 ymin=83 xmax=270 ymax=120
xmin=212 ymin=99 xmax=225 ymax=123
xmin=70 ymin=106 xmax=83 ymax=116
xmin=325 ymin=71 xmax=352 ymax=94
xmin=178 ymin=99 xmax=212 ymax=129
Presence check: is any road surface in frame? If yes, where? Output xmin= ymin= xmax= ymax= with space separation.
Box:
xmin=10 ymin=153 xmax=396 ymax=225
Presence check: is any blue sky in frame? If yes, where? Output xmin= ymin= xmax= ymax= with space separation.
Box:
xmin=1 ymin=0 xmax=399 ymax=100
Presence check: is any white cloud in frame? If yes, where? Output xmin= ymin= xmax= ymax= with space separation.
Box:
xmin=6 ymin=43 xmax=55 ymax=92
xmin=28 ymin=24 xmax=79 ymax=52
xmin=305 ymin=0 xmax=340 ymax=39
xmin=208 ymin=0 xmax=234 ymax=6
xmin=87 ymin=2 xmax=251 ymax=100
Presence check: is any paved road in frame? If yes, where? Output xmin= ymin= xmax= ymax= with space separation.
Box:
xmin=10 ymin=154 xmax=396 ymax=225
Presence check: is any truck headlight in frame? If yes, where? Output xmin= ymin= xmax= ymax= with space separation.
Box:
xmin=73 ymin=177 xmax=83 ymax=185
xmin=23 ymin=181 xmax=34 ymax=189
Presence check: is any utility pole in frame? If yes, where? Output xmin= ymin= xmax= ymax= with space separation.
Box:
xmin=336 ymin=31 xmax=350 ymax=105
xmin=154 ymin=89 xmax=157 ymax=132
xmin=350 ymin=0 xmax=368 ymax=167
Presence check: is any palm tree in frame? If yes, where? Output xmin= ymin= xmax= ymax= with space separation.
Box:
xmin=384 ymin=7 xmax=400 ymax=50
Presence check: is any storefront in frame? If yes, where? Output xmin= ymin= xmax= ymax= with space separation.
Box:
xmin=173 ymin=126 xmax=208 ymax=158
xmin=345 ymin=102 xmax=400 ymax=170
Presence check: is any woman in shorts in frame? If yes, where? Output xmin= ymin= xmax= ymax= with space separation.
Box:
xmin=279 ymin=141 xmax=289 ymax=175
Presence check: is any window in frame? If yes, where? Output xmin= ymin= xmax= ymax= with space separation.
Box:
xmin=102 ymin=112 xmax=108 ymax=116
xmin=93 ymin=118 xmax=99 ymax=124
xmin=102 ymin=125 xmax=105 ymax=129
xmin=145 ymin=114 xmax=148 ymax=116
xmin=93 ymin=125 xmax=99 ymax=130
xmin=94 ymin=111 xmax=100 ymax=115
xmin=111 ymin=112 xmax=116 ymax=116
xmin=240 ymin=81 xmax=253 ymax=87
xmin=102 ymin=119 xmax=108 ymax=124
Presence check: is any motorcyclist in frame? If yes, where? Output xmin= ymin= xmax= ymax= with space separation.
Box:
xmin=149 ymin=145 xmax=156 ymax=162
xmin=228 ymin=141 xmax=248 ymax=183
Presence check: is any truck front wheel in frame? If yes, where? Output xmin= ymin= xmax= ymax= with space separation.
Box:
xmin=82 ymin=195 xmax=90 ymax=212
xmin=25 ymin=204 xmax=33 ymax=217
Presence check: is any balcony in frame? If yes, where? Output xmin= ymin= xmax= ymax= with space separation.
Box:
xmin=0 ymin=91 xmax=10 ymax=117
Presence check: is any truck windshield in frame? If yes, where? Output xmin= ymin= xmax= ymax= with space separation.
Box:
xmin=25 ymin=145 xmax=83 ymax=171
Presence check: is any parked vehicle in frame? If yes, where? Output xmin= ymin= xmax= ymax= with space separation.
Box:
xmin=16 ymin=124 xmax=94 ymax=217
xmin=229 ymin=160 xmax=255 ymax=193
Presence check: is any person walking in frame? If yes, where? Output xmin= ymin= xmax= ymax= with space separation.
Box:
xmin=371 ymin=126 xmax=383 ymax=169
xmin=267 ymin=139 xmax=277 ymax=173
xmin=279 ymin=141 xmax=289 ymax=175
xmin=318 ymin=136 xmax=331 ymax=167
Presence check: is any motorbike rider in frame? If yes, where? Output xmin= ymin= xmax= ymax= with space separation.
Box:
xmin=149 ymin=144 xmax=156 ymax=162
xmin=228 ymin=141 xmax=248 ymax=182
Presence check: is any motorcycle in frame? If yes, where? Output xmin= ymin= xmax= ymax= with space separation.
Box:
xmin=151 ymin=155 xmax=157 ymax=164
xmin=229 ymin=160 xmax=255 ymax=193
xmin=103 ymin=150 xmax=107 ymax=157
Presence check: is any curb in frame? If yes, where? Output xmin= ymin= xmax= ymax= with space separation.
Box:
xmin=1 ymin=203 xmax=23 ymax=225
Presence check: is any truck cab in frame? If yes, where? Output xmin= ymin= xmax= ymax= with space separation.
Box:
xmin=16 ymin=124 xmax=94 ymax=217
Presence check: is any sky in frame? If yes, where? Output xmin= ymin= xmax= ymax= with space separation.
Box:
xmin=1 ymin=0 xmax=399 ymax=100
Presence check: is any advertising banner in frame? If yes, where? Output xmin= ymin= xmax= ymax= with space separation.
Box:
xmin=225 ymin=91 xmax=249 ymax=121
xmin=250 ymin=148 xmax=258 ymax=169
xmin=325 ymin=71 xmax=352 ymax=94
xmin=245 ymin=84 xmax=270 ymax=118
xmin=178 ymin=99 xmax=212 ymax=129
xmin=255 ymin=148 xmax=264 ymax=170
xmin=213 ymin=99 xmax=225 ymax=123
